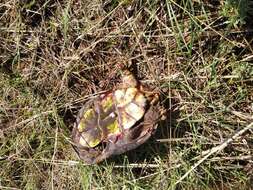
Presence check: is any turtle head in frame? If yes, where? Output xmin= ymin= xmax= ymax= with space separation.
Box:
xmin=121 ymin=70 xmax=138 ymax=88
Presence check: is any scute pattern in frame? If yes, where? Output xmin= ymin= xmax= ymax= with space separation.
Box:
xmin=71 ymin=70 xmax=160 ymax=164
xmin=76 ymin=84 xmax=147 ymax=148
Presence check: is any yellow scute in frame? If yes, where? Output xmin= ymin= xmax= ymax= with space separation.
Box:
xmin=121 ymin=112 xmax=137 ymax=129
xmin=114 ymin=89 xmax=125 ymax=106
xmin=102 ymin=95 xmax=113 ymax=112
xmin=124 ymin=87 xmax=137 ymax=105
xmin=78 ymin=109 xmax=94 ymax=132
xmin=106 ymin=119 xmax=120 ymax=134
xmin=77 ymin=122 xmax=85 ymax=132
xmin=135 ymin=93 xmax=146 ymax=107
xmin=83 ymin=109 xmax=94 ymax=120
xmin=125 ymin=103 xmax=145 ymax=121
xmin=79 ymin=134 xmax=101 ymax=148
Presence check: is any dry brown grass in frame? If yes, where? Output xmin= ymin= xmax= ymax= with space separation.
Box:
xmin=1 ymin=0 xmax=253 ymax=189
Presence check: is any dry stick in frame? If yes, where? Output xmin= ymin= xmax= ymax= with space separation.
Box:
xmin=51 ymin=127 xmax=58 ymax=190
xmin=175 ymin=121 xmax=253 ymax=185
xmin=0 ymin=186 xmax=21 ymax=190
xmin=209 ymin=155 xmax=252 ymax=162
xmin=14 ymin=111 xmax=53 ymax=127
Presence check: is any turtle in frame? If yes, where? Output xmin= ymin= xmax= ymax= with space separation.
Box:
xmin=71 ymin=70 xmax=162 ymax=164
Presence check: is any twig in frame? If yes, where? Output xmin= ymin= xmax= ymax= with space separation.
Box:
xmin=209 ymin=155 xmax=252 ymax=162
xmin=174 ymin=122 xmax=253 ymax=185
xmin=113 ymin=163 xmax=160 ymax=168
xmin=5 ymin=157 xmax=83 ymax=166
xmin=136 ymin=164 xmax=182 ymax=181
xmin=51 ymin=127 xmax=58 ymax=190
xmin=14 ymin=111 xmax=53 ymax=127
xmin=0 ymin=186 xmax=21 ymax=190
xmin=230 ymin=110 xmax=253 ymax=121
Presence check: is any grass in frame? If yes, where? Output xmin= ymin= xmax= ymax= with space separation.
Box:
xmin=1 ymin=0 xmax=253 ymax=189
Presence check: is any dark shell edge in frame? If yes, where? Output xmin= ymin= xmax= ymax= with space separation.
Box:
xmin=71 ymin=96 xmax=160 ymax=164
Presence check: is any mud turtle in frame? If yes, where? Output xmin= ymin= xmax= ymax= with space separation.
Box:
xmin=71 ymin=70 xmax=161 ymax=164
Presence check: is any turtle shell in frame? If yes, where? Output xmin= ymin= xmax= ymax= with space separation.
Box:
xmin=71 ymin=71 xmax=160 ymax=164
